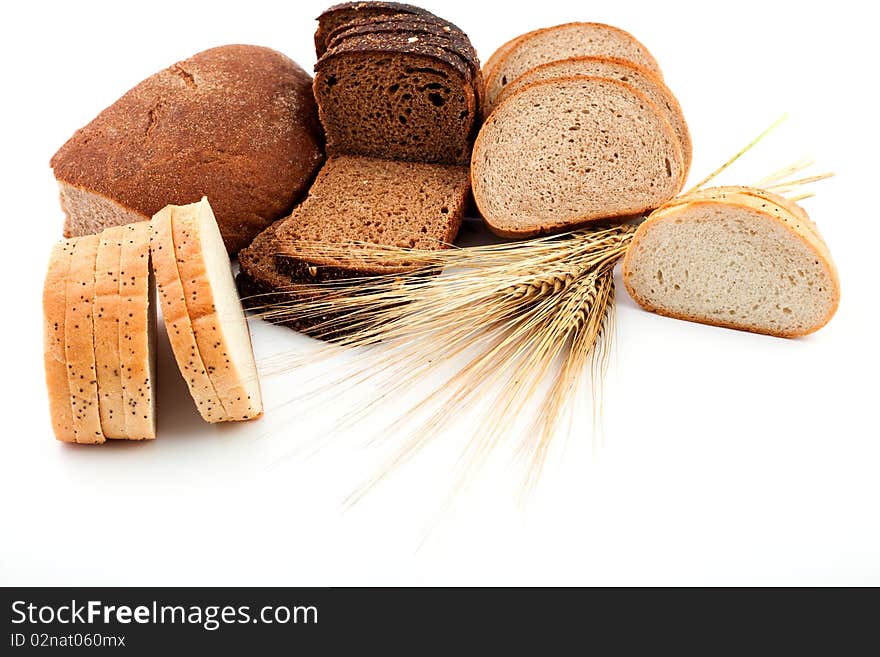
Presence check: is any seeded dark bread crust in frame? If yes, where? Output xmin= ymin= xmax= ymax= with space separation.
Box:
xmin=327 ymin=16 xmax=480 ymax=73
xmin=50 ymin=45 xmax=325 ymax=256
xmin=315 ymin=1 xmax=437 ymax=56
xmin=315 ymin=35 xmax=477 ymax=164
xmin=472 ymin=75 xmax=685 ymax=237
xmin=272 ymin=155 xmax=469 ymax=275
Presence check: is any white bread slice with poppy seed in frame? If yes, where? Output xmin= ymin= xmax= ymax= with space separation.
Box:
xmin=43 ymin=241 xmax=76 ymax=442
xmin=118 ymin=222 xmax=157 ymax=439
xmin=151 ymin=206 xmax=226 ymax=422
xmin=622 ymin=187 xmax=840 ymax=337
xmin=93 ymin=226 xmax=127 ymax=438
xmin=64 ymin=234 xmax=105 ymax=444
xmin=490 ymin=56 xmax=691 ymax=175
xmin=171 ymin=198 xmax=262 ymax=421
xmin=472 ymin=76 xmax=685 ymax=237
xmin=484 ymin=22 xmax=662 ymax=107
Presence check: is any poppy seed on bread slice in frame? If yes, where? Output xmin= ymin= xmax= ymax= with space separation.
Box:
xmin=314 ymin=1 xmax=440 ymax=56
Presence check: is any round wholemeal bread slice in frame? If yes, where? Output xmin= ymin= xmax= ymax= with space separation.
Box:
xmin=489 ymin=56 xmax=691 ymax=174
xmin=171 ymin=198 xmax=262 ymax=421
xmin=64 ymin=234 xmax=105 ymax=444
xmin=622 ymin=187 xmax=840 ymax=337
xmin=43 ymin=241 xmax=76 ymax=442
xmin=93 ymin=226 xmax=126 ymax=438
xmin=472 ymin=75 xmax=685 ymax=237
xmin=151 ymin=205 xmax=226 ymax=422
xmin=118 ymin=222 xmax=157 ymax=439
xmin=484 ymin=22 xmax=663 ymax=107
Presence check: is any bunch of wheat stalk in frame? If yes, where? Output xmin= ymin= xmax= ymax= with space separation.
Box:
xmin=248 ymin=117 xmax=830 ymax=504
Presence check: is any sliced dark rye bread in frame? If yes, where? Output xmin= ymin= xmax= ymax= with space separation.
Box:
xmin=491 ymin=56 xmax=691 ymax=174
xmin=484 ymin=22 xmax=663 ymax=107
xmin=325 ymin=18 xmax=485 ymax=130
xmin=472 ymin=75 xmax=685 ymax=237
xmin=315 ymin=1 xmax=437 ymax=56
xmin=326 ymin=15 xmax=479 ymax=73
xmin=271 ymin=155 xmax=470 ymax=277
xmin=315 ymin=33 xmax=477 ymax=164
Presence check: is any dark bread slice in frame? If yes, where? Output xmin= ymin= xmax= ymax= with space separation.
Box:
xmin=50 ymin=45 xmax=325 ymax=255
xmin=272 ymin=155 xmax=470 ymax=276
xmin=315 ymin=1 xmax=437 ymax=56
xmin=315 ymin=34 xmax=476 ymax=164
xmin=326 ymin=18 xmax=486 ymax=133
xmin=326 ymin=16 xmax=480 ymax=73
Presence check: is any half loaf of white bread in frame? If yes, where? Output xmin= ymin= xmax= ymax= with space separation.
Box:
xmin=622 ymin=187 xmax=840 ymax=337
xmin=151 ymin=198 xmax=262 ymax=422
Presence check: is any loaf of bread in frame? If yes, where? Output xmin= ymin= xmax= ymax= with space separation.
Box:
xmin=472 ymin=76 xmax=685 ymax=237
xmin=490 ymin=56 xmax=691 ymax=174
xmin=50 ymin=45 xmax=324 ymax=255
xmin=622 ymin=187 xmax=840 ymax=337
xmin=151 ymin=198 xmax=262 ymax=422
xmin=270 ymin=155 xmax=470 ymax=276
xmin=483 ymin=22 xmax=662 ymax=107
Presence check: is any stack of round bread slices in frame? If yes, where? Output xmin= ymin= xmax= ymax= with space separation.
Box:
xmin=473 ymin=22 xmax=691 ymax=237
xmin=42 ymin=197 xmax=262 ymax=443
xmin=622 ymin=187 xmax=840 ymax=337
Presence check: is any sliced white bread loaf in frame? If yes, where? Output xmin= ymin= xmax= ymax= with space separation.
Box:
xmin=151 ymin=206 xmax=226 ymax=422
xmin=118 ymin=222 xmax=157 ymax=439
xmin=43 ymin=241 xmax=76 ymax=442
xmin=169 ymin=198 xmax=262 ymax=421
xmin=622 ymin=187 xmax=840 ymax=337
xmin=64 ymin=234 xmax=105 ymax=444
xmin=484 ymin=22 xmax=662 ymax=107
xmin=94 ymin=226 xmax=126 ymax=438
xmin=472 ymin=76 xmax=685 ymax=237
xmin=490 ymin=56 xmax=692 ymax=174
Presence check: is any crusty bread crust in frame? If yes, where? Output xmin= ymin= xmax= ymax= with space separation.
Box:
xmin=622 ymin=188 xmax=840 ymax=338
xmin=472 ymin=75 xmax=685 ymax=238
xmin=94 ymin=226 xmax=127 ymax=438
xmin=118 ymin=222 xmax=156 ymax=439
xmin=64 ymin=235 xmax=105 ymax=444
xmin=43 ymin=241 xmax=76 ymax=442
xmin=151 ymin=206 xmax=226 ymax=422
xmin=483 ymin=22 xmax=663 ymax=106
xmin=51 ymin=45 xmax=324 ymax=255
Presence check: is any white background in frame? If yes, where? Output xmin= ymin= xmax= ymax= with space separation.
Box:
xmin=1 ymin=0 xmax=878 ymax=586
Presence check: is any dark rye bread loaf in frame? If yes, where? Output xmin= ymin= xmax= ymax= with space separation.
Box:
xmin=51 ymin=45 xmax=325 ymax=255
xmin=314 ymin=1 xmax=436 ymax=56
xmin=270 ymin=155 xmax=470 ymax=276
xmin=315 ymin=33 xmax=477 ymax=164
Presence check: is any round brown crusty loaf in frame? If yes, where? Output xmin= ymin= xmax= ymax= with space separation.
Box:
xmin=472 ymin=75 xmax=685 ymax=237
xmin=50 ymin=45 xmax=325 ymax=256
